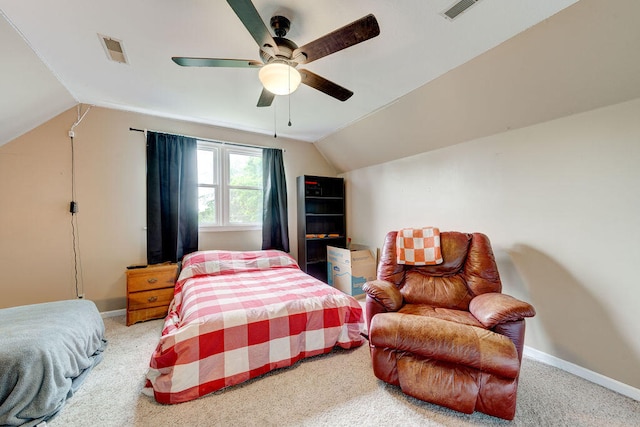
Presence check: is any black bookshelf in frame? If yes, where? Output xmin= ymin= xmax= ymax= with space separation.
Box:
xmin=297 ymin=175 xmax=346 ymax=282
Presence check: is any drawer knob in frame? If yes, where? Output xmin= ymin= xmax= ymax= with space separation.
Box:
xmin=148 ymin=296 xmax=158 ymax=303
xmin=147 ymin=278 xmax=158 ymax=284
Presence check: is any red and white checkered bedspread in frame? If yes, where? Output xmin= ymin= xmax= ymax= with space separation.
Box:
xmin=144 ymin=250 xmax=365 ymax=404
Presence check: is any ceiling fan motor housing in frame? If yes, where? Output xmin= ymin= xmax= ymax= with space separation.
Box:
xmin=260 ymin=36 xmax=299 ymax=65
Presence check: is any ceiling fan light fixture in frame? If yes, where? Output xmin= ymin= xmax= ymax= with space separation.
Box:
xmin=259 ymin=62 xmax=301 ymax=95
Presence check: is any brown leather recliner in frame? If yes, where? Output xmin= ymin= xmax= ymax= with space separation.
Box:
xmin=362 ymin=231 xmax=536 ymax=420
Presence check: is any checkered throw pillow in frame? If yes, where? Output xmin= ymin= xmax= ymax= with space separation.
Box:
xmin=396 ymin=227 xmax=443 ymax=265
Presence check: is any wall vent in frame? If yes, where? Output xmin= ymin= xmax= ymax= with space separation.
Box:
xmin=441 ymin=0 xmax=482 ymax=20
xmin=99 ymin=34 xmax=128 ymax=64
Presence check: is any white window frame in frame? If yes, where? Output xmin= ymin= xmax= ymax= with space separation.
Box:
xmin=197 ymin=140 xmax=263 ymax=231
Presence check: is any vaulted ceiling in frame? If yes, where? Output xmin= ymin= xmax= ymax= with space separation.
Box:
xmin=0 ymin=0 xmax=579 ymax=148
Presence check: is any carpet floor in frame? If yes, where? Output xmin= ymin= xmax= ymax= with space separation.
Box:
xmin=49 ymin=315 xmax=639 ymax=426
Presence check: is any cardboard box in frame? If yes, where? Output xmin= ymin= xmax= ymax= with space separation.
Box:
xmin=327 ymin=245 xmax=377 ymax=296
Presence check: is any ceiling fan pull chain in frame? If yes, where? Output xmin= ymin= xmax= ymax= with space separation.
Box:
xmin=288 ymin=66 xmax=292 ymax=127
xmin=273 ymin=98 xmax=277 ymax=138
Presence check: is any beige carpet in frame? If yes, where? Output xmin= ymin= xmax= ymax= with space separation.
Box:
xmin=49 ymin=315 xmax=639 ymax=426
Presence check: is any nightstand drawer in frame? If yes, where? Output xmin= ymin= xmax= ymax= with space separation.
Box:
xmin=128 ymin=287 xmax=175 ymax=311
xmin=127 ymin=306 xmax=169 ymax=325
xmin=127 ymin=266 xmax=177 ymax=292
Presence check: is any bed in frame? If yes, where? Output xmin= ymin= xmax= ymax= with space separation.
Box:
xmin=144 ymin=249 xmax=366 ymax=404
xmin=0 ymin=299 xmax=107 ymax=426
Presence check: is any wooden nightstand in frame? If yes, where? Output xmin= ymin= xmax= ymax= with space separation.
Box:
xmin=126 ymin=263 xmax=178 ymax=326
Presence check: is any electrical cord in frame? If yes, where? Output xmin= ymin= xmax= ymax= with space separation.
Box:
xmin=70 ymin=134 xmax=83 ymax=298
xmin=69 ymin=104 xmax=91 ymax=299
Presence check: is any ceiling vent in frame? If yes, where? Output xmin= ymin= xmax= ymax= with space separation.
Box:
xmin=441 ymin=0 xmax=482 ymax=20
xmin=99 ymin=34 xmax=128 ymax=64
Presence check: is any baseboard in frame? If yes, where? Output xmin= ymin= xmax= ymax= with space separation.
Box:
xmin=100 ymin=308 xmax=125 ymax=318
xmin=524 ymin=346 xmax=640 ymax=401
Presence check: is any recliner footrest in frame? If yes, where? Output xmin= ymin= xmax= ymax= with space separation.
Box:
xmin=369 ymin=312 xmax=520 ymax=379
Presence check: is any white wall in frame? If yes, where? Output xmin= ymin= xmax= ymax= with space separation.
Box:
xmin=342 ymin=97 xmax=640 ymax=389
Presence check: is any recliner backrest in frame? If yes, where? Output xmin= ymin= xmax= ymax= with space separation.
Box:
xmin=377 ymin=231 xmax=502 ymax=310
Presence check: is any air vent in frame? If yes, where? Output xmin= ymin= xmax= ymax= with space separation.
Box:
xmin=99 ymin=34 xmax=128 ymax=64
xmin=442 ymin=0 xmax=482 ymax=20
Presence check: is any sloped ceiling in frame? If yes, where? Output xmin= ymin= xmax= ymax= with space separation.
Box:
xmin=0 ymin=0 xmax=579 ymax=149
xmin=315 ymin=0 xmax=640 ymax=172
xmin=0 ymin=13 xmax=76 ymax=146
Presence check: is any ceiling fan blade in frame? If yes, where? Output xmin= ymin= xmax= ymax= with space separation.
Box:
xmin=226 ymin=0 xmax=279 ymax=55
xmin=257 ymin=88 xmax=275 ymax=107
xmin=172 ymin=57 xmax=262 ymax=68
xmin=299 ymin=69 xmax=353 ymax=102
xmin=292 ymin=14 xmax=380 ymax=64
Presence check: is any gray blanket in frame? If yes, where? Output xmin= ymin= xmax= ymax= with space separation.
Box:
xmin=0 ymin=300 xmax=107 ymax=426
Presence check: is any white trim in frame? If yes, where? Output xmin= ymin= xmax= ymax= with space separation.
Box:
xmin=100 ymin=309 xmax=125 ymax=318
xmin=524 ymin=346 xmax=640 ymax=401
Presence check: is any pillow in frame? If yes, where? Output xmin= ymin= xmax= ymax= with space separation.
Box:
xmin=179 ymin=250 xmax=299 ymax=283
xmin=396 ymin=227 xmax=443 ymax=265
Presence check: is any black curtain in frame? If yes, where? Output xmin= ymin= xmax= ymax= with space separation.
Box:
xmin=146 ymin=131 xmax=199 ymax=264
xmin=262 ymin=148 xmax=290 ymax=252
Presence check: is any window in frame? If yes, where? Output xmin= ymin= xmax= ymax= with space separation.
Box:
xmin=197 ymin=141 xmax=263 ymax=230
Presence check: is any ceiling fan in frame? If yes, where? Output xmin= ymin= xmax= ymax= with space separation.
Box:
xmin=172 ymin=0 xmax=380 ymax=107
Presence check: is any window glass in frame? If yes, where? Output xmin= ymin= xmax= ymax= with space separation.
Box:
xmin=229 ymin=153 xmax=262 ymax=187
xmin=198 ymin=187 xmax=217 ymax=224
xmin=229 ymin=188 xmax=262 ymax=224
xmin=197 ymin=148 xmax=216 ymax=185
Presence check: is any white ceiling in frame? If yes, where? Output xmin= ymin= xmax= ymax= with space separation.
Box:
xmin=0 ymin=0 xmax=579 ymax=146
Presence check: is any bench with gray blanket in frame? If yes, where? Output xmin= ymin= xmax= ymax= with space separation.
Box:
xmin=0 ymin=299 xmax=107 ymax=426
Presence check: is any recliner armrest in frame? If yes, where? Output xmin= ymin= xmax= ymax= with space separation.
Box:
xmin=362 ymin=280 xmax=403 ymax=311
xmin=469 ymin=292 xmax=536 ymax=328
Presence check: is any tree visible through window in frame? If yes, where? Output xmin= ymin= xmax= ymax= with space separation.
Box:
xmin=197 ymin=141 xmax=262 ymax=228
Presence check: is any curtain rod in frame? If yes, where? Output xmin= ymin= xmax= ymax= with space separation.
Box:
xmin=128 ymin=127 xmax=279 ymax=151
